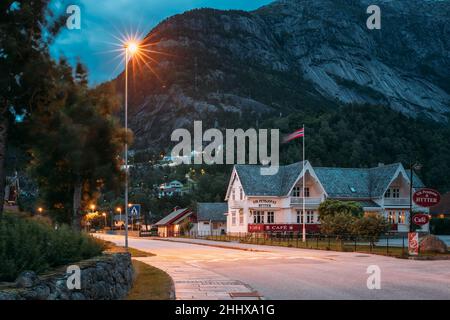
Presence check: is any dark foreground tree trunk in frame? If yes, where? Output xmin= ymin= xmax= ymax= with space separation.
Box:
xmin=0 ymin=112 xmax=9 ymax=218
xmin=72 ymin=178 xmax=82 ymax=231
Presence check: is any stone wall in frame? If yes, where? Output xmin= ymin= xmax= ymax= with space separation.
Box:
xmin=0 ymin=253 xmax=133 ymax=300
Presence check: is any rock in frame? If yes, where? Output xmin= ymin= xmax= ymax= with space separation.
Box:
xmin=15 ymin=271 xmax=40 ymax=288
xmin=420 ymin=235 xmax=448 ymax=253
xmin=1 ymin=253 xmax=133 ymax=300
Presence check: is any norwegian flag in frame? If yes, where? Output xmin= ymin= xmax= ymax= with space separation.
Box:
xmin=283 ymin=128 xmax=304 ymax=143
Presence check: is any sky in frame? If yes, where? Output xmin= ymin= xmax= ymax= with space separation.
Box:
xmin=49 ymin=0 xmax=273 ymax=85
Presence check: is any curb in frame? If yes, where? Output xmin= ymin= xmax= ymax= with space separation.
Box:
xmin=151 ymin=238 xmax=268 ymax=253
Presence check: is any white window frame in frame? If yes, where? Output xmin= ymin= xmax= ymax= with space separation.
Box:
xmin=239 ymin=210 xmax=244 ymax=225
xmin=267 ymin=211 xmax=274 ymax=224
xmin=231 ymin=211 xmax=236 ymax=226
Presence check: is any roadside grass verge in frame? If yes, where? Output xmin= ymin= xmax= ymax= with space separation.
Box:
xmin=99 ymin=240 xmax=174 ymax=300
xmin=199 ymin=235 xmax=450 ymax=259
xmin=127 ymin=260 xmax=174 ymax=300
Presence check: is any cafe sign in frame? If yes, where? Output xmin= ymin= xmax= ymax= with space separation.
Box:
xmin=412 ymin=214 xmax=430 ymax=226
xmin=413 ymin=188 xmax=441 ymax=207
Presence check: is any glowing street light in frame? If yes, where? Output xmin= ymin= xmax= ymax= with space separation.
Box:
xmin=37 ymin=207 xmax=44 ymax=214
xmin=123 ymin=40 xmax=141 ymax=249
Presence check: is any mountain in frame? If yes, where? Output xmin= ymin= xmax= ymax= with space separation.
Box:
xmin=113 ymin=0 xmax=450 ymax=151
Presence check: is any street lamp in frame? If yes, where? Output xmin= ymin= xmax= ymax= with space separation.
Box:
xmin=116 ymin=207 xmax=122 ymax=230
xmin=102 ymin=212 xmax=107 ymax=229
xmin=124 ymin=40 xmax=140 ymax=248
xmin=37 ymin=207 xmax=44 ymax=214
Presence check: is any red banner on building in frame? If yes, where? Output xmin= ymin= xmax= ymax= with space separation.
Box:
xmin=248 ymin=224 xmax=301 ymax=232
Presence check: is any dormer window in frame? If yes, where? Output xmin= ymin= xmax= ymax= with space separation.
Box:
xmin=349 ymin=186 xmax=356 ymax=193
xmin=385 ymin=188 xmax=400 ymax=198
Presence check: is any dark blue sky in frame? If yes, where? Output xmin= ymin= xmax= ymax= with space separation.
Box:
xmin=50 ymin=0 xmax=273 ymax=85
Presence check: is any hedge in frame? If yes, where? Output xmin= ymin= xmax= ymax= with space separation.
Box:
xmin=0 ymin=215 xmax=105 ymax=282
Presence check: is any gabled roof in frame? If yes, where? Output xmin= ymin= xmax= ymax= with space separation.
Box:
xmin=230 ymin=161 xmax=426 ymax=199
xmin=197 ymin=202 xmax=228 ymax=221
xmin=154 ymin=208 xmax=191 ymax=226
xmin=234 ymin=161 xmax=305 ymax=196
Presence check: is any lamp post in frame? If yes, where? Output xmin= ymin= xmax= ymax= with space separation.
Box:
xmin=409 ymin=162 xmax=422 ymax=232
xmin=124 ymin=41 xmax=139 ymax=248
xmin=102 ymin=212 xmax=107 ymax=230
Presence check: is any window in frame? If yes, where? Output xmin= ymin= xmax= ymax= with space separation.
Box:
xmin=239 ymin=210 xmax=244 ymax=225
xmin=392 ymin=188 xmax=400 ymax=198
xmin=253 ymin=211 xmax=264 ymax=224
xmin=385 ymin=188 xmax=400 ymax=198
xmin=239 ymin=187 xmax=243 ymax=200
xmin=304 ymin=187 xmax=310 ymax=198
xmin=398 ymin=211 xmax=406 ymax=224
xmin=232 ymin=188 xmax=236 ymax=200
xmin=387 ymin=211 xmax=396 ymax=224
xmin=267 ymin=212 xmax=274 ymax=224
xmin=231 ymin=211 xmax=236 ymax=225
xmin=293 ymin=186 xmax=309 ymax=197
xmin=296 ymin=210 xmax=315 ymax=224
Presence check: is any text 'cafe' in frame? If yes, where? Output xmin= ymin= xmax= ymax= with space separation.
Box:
xmin=225 ymin=161 xmax=431 ymax=234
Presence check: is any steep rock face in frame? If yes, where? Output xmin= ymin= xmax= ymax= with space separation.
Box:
xmin=116 ymin=0 xmax=450 ymax=150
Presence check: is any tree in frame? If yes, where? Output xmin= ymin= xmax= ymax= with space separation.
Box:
xmin=318 ymin=199 xmax=363 ymax=220
xmin=320 ymin=212 xmax=358 ymax=241
xmin=0 ymin=1 xmax=63 ymax=216
xmin=29 ymin=62 xmax=128 ymax=229
xmin=352 ymin=212 xmax=389 ymax=245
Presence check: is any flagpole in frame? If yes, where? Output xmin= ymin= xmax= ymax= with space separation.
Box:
xmin=302 ymin=124 xmax=306 ymax=242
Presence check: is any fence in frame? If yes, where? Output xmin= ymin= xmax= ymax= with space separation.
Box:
xmin=170 ymin=231 xmax=420 ymax=257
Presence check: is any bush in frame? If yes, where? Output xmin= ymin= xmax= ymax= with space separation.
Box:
xmin=352 ymin=213 xmax=389 ymax=245
xmin=0 ymin=215 xmax=105 ymax=282
xmin=430 ymin=218 xmax=450 ymax=235
xmin=320 ymin=212 xmax=357 ymax=240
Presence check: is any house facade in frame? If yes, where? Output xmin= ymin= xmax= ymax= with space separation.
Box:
xmin=225 ymin=161 xmax=429 ymax=235
xmin=193 ymin=202 xmax=228 ymax=236
xmin=154 ymin=207 xmax=194 ymax=237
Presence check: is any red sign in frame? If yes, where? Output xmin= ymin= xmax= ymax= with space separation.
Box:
xmin=408 ymin=232 xmax=419 ymax=256
xmin=248 ymin=224 xmax=300 ymax=233
xmin=412 ymin=214 xmax=430 ymax=226
xmin=413 ymin=188 xmax=441 ymax=207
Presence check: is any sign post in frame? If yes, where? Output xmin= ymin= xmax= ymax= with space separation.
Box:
xmin=128 ymin=204 xmax=141 ymax=232
xmin=408 ymin=232 xmax=419 ymax=256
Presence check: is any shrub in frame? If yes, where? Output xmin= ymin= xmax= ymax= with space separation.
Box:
xmin=352 ymin=213 xmax=389 ymax=245
xmin=320 ymin=212 xmax=357 ymax=240
xmin=318 ymin=199 xmax=363 ymax=220
xmin=0 ymin=215 xmax=105 ymax=282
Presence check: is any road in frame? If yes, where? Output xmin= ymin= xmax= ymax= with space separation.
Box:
xmin=96 ymin=234 xmax=450 ymax=300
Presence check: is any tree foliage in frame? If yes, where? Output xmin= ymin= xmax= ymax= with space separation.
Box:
xmin=318 ymin=199 xmax=363 ymax=220
xmin=29 ymin=62 xmax=128 ymax=228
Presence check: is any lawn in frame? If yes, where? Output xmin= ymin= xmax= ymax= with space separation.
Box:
xmin=100 ymin=240 xmax=174 ymax=300
xmin=201 ymin=234 xmax=450 ymax=259
xmin=127 ymin=260 xmax=174 ymax=300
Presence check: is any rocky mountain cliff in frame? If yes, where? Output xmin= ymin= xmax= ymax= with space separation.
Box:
xmin=113 ymin=0 xmax=450 ymax=151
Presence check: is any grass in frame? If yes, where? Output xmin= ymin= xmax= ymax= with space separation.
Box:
xmin=99 ymin=240 xmax=174 ymax=300
xmin=127 ymin=260 xmax=174 ymax=300
xmin=201 ymin=235 xmax=450 ymax=259
xmin=102 ymin=240 xmax=154 ymax=257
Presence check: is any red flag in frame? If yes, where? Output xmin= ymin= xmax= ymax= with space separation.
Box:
xmin=283 ymin=128 xmax=304 ymax=143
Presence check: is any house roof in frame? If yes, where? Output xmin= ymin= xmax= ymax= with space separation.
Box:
xmin=234 ymin=161 xmax=305 ymax=196
xmin=232 ymin=162 xmax=426 ymax=199
xmin=154 ymin=208 xmax=191 ymax=226
xmin=197 ymin=202 xmax=228 ymax=221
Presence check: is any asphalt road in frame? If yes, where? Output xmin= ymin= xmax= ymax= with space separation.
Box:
xmin=96 ymin=234 xmax=450 ymax=300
